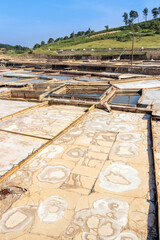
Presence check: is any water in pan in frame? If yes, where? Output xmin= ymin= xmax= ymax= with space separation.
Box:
xmin=39 ymin=75 xmax=57 ymax=79
xmin=77 ymin=77 xmax=103 ymax=82
xmin=64 ymin=93 xmax=102 ymax=98
xmin=21 ymin=79 xmax=47 ymax=84
xmin=0 ymin=78 xmax=25 ymax=83
xmin=4 ymin=73 xmax=37 ymax=78
xmin=111 ymin=94 xmax=141 ymax=105
xmin=0 ymin=88 xmax=10 ymax=92
xmin=52 ymin=75 xmax=73 ymax=80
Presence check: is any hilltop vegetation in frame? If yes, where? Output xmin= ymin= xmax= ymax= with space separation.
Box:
xmin=32 ymin=6 xmax=160 ymax=55
xmin=32 ymin=19 xmax=160 ymax=54
xmin=0 ymin=43 xmax=30 ymax=55
xmin=3 ymin=6 xmax=160 ymax=56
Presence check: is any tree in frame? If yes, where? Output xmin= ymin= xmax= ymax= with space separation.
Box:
xmin=88 ymin=28 xmax=92 ymax=34
xmin=63 ymin=36 xmax=69 ymax=40
xmin=129 ymin=10 xmax=139 ymax=23
xmin=55 ymin=37 xmax=63 ymax=42
xmin=70 ymin=32 xmax=75 ymax=39
xmin=15 ymin=45 xmax=22 ymax=51
xmin=41 ymin=41 xmax=45 ymax=46
xmin=155 ymin=23 xmax=160 ymax=34
xmin=128 ymin=19 xmax=133 ymax=26
xmin=122 ymin=12 xmax=129 ymax=25
xmin=152 ymin=8 xmax=159 ymax=19
xmin=48 ymin=38 xmax=54 ymax=44
xmin=85 ymin=28 xmax=92 ymax=35
xmin=77 ymin=31 xmax=85 ymax=36
xmin=33 ymin=43 xmax=40 ymax=49
xmin=143 ymin=8 xmax=148 ymax=21
xmin=134 ymin=25 xmax=141 ymax=32
xmin=154 ymin=21 xmax=160 ymax=33
xmin=144 ymin=21 xmax=150 ymax=29
xmin=28 ymin=49 xmax=33 ymax=54
xmin=105 ymin=25 xmax=109 ymax=31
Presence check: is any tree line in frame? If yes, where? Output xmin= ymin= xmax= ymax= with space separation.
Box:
xmin=122 ymin=7 xmax=160 ymax=34
xmin=33 ymin=28 xmax=94 ymax=49
xmin=123 ymin=7 xmax=160 ymax=26
xmin=33 ymin=6 xmax=160 ymax=50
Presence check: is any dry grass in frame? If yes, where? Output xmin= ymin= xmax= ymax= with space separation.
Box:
xmin=89 ymin=30 xmax=121 ymax=38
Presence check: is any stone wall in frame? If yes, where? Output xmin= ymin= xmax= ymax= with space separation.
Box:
xmin=18 ymin=53 xmax=147 ymax=61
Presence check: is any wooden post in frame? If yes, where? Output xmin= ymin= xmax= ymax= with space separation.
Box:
xmin=131 ymin=33 xmax=134 ymax=66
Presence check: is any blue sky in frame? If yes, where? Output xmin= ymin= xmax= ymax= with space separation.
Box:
xmin=0 ymin=0 xmax=159 ymax=47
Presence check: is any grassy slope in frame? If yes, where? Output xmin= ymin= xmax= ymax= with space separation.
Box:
xmin=48 ymin=36 xmax=160 ymax=50
xmin=32 ymin=19 xmax=160 ymax=54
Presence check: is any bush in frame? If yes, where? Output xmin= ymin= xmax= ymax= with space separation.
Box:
xmin=116 ymin=34 xmax=131 ymax=42
xmin=28 ymin=50 xmax=33 ymax=54
xmin=134 ymin=25 xmax=141 ymax=32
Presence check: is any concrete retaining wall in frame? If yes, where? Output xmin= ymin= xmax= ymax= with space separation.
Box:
xmin=4 ymin=60 xmax=160 ymax=75
xmin=18 ymin=53 xmax=147 ymax=61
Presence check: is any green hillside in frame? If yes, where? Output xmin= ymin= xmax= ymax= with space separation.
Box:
xmin=0 ymin=43 xmax=30 ymax=55
xmin=33 ymin=19 xmax=160 ymax=55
